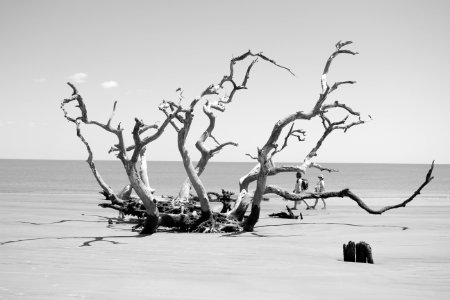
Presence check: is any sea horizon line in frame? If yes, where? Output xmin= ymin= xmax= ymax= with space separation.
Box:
xmin=0 ymin=158 xmax=443 ymax=166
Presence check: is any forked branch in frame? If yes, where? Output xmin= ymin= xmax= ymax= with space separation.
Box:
xmin=265 ymin=161 xmax=435 ymax=214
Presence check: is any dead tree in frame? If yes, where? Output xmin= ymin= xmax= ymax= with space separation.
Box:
xmin=61 ymin=41 xmax=435 ymax=235
xmin=61 ymin=50 xmax=293 ymax=234
xmin=238 ymin=41 xmax=434 ymax=231
xmin=61 ymin=83 xmax=180 ymax=234
xmin=61 ymin=89 xmax=122 ymax=205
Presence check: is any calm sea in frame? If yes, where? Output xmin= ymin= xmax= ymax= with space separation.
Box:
xmin=0 ymin=160 xmax=448 ymax=201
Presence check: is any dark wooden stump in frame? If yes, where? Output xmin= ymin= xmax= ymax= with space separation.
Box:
xmin=343 ymin=241 xmax=356 ymax=262
xmin=356 ymin=241 xmax=374 ymax=264
xmin=343 ymin=241 xmax=374 ymax=264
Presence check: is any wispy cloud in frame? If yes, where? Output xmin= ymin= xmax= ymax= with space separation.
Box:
xmin=0 ymin=120 xmax=16 ymax=126
xmin=33 ymin=78 xmax=47 ymax=83
xmin=68 ymin=73 xmax=88 ymax=83
xmin=101 ymin=80 xmax=118 ymax=89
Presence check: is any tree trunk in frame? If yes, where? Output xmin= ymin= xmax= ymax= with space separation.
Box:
xmin=177 ymin=122 xmax=212 ymax=220
xmin=177 ymin=150 xmax=208 ymax=201
xmin=117 ymin=184 xmax=133 ymax=200
xmin=227 ymin=190 xmax=251 ymax=221
xmin=125 ymin=164 xmax=159 ymax=234
xmin=177 ymin=177 xmax=191 ymax=201
xmin=140 ymin=213 xmax=159 ymax=234
xmin=137 ymin=147 xmax=154 ymax=191
xmin=243 ymin=205 xmax=260 ymax=232
xmin=243 ymin=164 xmax=268 ymax=231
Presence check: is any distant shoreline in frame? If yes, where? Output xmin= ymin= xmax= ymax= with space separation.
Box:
xmin=0 ymin=158 xmax=444 ymax=166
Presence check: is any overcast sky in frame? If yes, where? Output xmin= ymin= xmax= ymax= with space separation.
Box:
xmin=1 ymin=0 xmax=449 ymax=164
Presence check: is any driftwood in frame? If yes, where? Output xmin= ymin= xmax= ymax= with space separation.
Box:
xmin=159 ymin=51 xmax=293 ymax=221
xmin=265 ymin=161 xmax=434 ymax=215
xmin=269 ymin=205 xmax=302 ymax=219
xmin=343 ymin=241 xmax=356 ymax=262
xmin=343 ymin=241 xmax=374 ymax=264
xmin=356 ymin=242 xmax=374 ymax=264
xmin=208 ymin=190 xmax=236 ymax=213
xmin=61 ymin=41 xmax=435 ymax=235
xmin=240 ymin=41 xmax=365 ymax=231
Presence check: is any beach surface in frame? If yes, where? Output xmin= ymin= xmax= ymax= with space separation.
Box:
xmin=1 ymin=193 xmax=449 ymax=300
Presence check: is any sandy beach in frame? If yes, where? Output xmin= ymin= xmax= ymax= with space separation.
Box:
xmin=1 ymin=193 xmax=449 ymax=300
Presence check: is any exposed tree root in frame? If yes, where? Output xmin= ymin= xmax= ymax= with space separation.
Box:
xmin=103 ymin=190 xmax=243 ymax=233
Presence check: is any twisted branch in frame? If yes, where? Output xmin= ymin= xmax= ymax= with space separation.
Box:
xmin=265 ymin=161 xmax=435 ymax=214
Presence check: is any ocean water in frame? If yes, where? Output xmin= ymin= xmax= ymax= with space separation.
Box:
xmin=0 ymin=159 xmax=448 ymax=202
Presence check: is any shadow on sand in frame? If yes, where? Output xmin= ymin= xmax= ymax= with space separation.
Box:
xmin=0 ymin=234 xmax=147 ymax=247
xmin=220 ymin=221 xmax=408 ymax=238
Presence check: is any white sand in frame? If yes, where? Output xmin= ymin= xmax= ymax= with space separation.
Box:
xmin=1 ymin=193 xmax=449 ymax=300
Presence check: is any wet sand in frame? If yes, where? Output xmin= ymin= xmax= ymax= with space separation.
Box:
xmin=1 ymin=193 xmax=449 ymax=299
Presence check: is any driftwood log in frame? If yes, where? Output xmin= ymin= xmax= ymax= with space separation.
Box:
xmin=269 ymin=205 xmax=302 ymax=219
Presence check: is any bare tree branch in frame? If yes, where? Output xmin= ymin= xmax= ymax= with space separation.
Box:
xmin=309 ymin=162 xmax=338 ymax=173
xmin=60 ymin=88 xmax=123 ymax=204
xmin=175 ymin=51 xmax=292 ymax=202
xmin=230 ymin=50 xmax=295 ymax=77
xmin=321 ymin=41 xmax=358 ymax=94
xmin=139 ymin=123 xmax=159 ymax=135
xmin=265 ymin=161 xmax=435 ymax=214
xmin=63 ymin=82 xmax=129 ymax=161
xmin=106 ymin=101 xmax=118 ymax=127
xmin=130 ymin=107 xmax=181 ymax=164
xmin=217 ymin=51 xmax=294 ymax=105
xmin=322 ymin=100 xmax=361 ymax=116
xmin=239 ymin=165 xmax=305 ymax=192
xmin=329 ymin=81 xmax=356 ymax=94
xmin=272 ymin=122 xmax=306 ymax=157
xmin=245 ymin=153 xmax=258 ymax=160
xmin=210 ymin=142 xmax=238 ymax=156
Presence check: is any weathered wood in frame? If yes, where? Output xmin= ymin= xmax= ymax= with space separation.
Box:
xmin=343 ymin=241 xmax=374 ymax=264
xmin=343 ymin=241 xmax=356 ymax=262
xmin=227 ymin=189 xmax=251 ymax=221
xmin=62 ymin=44 xmax=435 ymax=235
xmin=356 ymin=241 xmax=374 ymax=264
xmin=268 ymin=206 xmax=299 ymax=219
xmin=243 ymin=205 xmax=260 ymax=232
xmin=207 ymin=190 xmax=235 ymax=213
xmin=244 ymin=41 xmax=363 ymax=230
xmin=265 ymin=160 xmax=434 ymax=215
xmin=158 ymin=213 xmax=191 ymax=231
xmin=286 ymin=205 xmax=295 ymax=218
xmin=117 ymin=184 xmax=132 ymax=200
xmin=139 ymin=214 xmax=159 ymax=235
